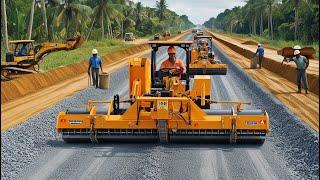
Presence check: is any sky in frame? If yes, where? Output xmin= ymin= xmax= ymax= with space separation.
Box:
xmin=131 ymin=0 xmax=246 ymax=25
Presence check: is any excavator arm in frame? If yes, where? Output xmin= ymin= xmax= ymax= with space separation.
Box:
xmin=35 ymin=35 xmax=84 ymax=61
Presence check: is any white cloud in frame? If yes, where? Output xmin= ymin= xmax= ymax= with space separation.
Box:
xmin=131 ymin=0 xmax=246 ymax=24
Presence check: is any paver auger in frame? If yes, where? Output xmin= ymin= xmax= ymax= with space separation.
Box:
xmin=56 ymin=41 xmax=269 ymax=144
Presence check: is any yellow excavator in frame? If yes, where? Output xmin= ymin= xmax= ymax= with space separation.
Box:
xmin=190 ymin=36 xmax=227 ymax=75
xmin=1 ymin=34 xmax=84 ymax=79
xmin=56 ymin=41 xmax=269 ymax=144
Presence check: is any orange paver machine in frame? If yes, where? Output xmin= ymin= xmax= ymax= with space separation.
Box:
xmin=56 ymin=41 xmax=269 ymax=144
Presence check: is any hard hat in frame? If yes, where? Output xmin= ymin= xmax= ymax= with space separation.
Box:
xmin=294 ymin=50 xmax=300 ymax=55
xmin=293 ymin=45 xmax=301 ymax=50
xmin=200 ymin=39 xmax=207 ymax=45
xmin=167 ymin=46 xmax=176 ymax=54
xmin=258 ymin=43 xmax=261 ymax=47
xmin=92 ymin=49 xmax=98 ymax=54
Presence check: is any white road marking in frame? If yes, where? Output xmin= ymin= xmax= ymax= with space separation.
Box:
xmin=27 ymin=149 xmax=75 ymax=180
xmin=247 ymin=149 xmax=279 ymax=180
xmin=217 ymin=150 xmax=231 ymax=180
xmin=200 ymin=150 xmax=218 ymax=180
xmin=78 ymin=152 xmax=111 ymax=180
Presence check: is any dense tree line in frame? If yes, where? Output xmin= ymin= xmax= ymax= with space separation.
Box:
xmin=203 ymin=0 xmax=319 ymax=43
xmin=1 ymin=0 xmax=194 ymax=49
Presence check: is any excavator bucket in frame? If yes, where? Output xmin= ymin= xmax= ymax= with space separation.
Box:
xmin=56 ymin=41 xmax=269 ymax=144
xmin=67 ymin=35 xmax=84 ymax=49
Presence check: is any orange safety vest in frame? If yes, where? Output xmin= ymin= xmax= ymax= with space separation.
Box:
xmin=160 ymin=58 xmax=185 ymax=72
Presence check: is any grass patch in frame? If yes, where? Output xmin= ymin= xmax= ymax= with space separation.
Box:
xmin=211 ymin=29 xmax=319 ymax=59
xmin=40 ymin=39 xmax=132 ymax=71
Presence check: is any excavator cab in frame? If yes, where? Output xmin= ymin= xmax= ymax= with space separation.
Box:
xmin=6 ymin=40 xmax=35 ymax=64
xmin=2 ymin=35 xmax=84 ymax=79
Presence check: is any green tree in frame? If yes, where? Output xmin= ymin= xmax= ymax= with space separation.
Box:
xmin=88 ymin=0 xmax=124 ymax=40
xmin=265 ymin=0 xmax=278 ymax=39
xmin=156 ymin=0 xmax=167 ymax=21
xmin=1 ymin=0 xmax=9 ymax=50
xmin=135 ymin=2 xmax=144 ymax=30
xmin=39 ymin=0 xmax=48 ymax=39
xmin=27 ymin=0 xmax=36 ymax=39
xmin=284 ymin=0 xmax=313 ymax=41
xmin=54 ymin=0 xmax=92 ymax=38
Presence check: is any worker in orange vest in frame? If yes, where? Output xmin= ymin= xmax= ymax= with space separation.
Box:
xmin=160 ymin=46 xmax=185 ymax=76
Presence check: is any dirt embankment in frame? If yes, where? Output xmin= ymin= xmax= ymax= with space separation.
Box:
xmin=1 ymin=44 xmax=148 ymax=104
xmin=207 ymin=31 xmax=319 ymax=95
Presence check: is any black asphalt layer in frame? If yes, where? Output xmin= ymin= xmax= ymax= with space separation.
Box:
xmin=1 ymin=33 xmax=318 ymax=180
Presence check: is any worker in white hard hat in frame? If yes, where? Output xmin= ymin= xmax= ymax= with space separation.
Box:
xmin=293 ymin=45 xmax=302 ymax=50
xmin=253 ymin=43 xmax=264 ymax=69
xmin=285 ymin=47 xmax=309 ymax=94
xmin=88 ymin=49 xmax=103 ymax=88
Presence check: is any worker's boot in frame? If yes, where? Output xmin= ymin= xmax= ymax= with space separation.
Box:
xmin=297 ymin=89 xmax=301 ymax=93
xmin=305 ymin=90 xmax=308 ymax=94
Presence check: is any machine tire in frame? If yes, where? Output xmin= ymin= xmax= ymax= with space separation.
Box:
xmin=158 ymin=120 xmax=169 ymax=143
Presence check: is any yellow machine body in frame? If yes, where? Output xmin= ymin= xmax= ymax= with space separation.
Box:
xmin=190 ymin=36 xmax=228 ymax=75
xmin=56 ymin=48 xmax=269 ymax=143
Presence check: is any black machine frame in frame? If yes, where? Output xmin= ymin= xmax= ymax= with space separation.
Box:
xmin=148 ymin=41 xmax=193 ymax=90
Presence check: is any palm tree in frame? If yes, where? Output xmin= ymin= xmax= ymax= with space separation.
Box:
xmin=244 ymin=0 xmax=257 ymax=34
xmin=40 ymin=0 xmax=49 ymax=39
xmin=1 ymin=0 xmax=9 ymax=50
xmin=284 ymin=0 xmax=312 ymax=41
xmin=254 ymin=0 xmax=267 ymax=36
xmin=156 ymin=0 xmax=167 ymax=21
xmin=87 ymin=0 xmax=124 ymax=40
xmin=27 ymin=0 xmax=36 ymax=40
xmin=266 ymin=0 xmax=279 ymax=40
xmin=122 ymin=4 xmax=136 ymax=34
xmin=54 ymin=0 xmax=92 ymax=38
xmin=135 ymin=2 xmax=143 ymax=30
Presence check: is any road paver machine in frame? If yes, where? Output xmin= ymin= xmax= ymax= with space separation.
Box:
xmin=190 ymin=35 xmax=227 ymax=75
xmin=56 ymin=41 xmax=269 ymax=144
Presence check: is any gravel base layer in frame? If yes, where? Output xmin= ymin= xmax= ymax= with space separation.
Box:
xmin=1 ymin=33 xmax=318 ymax=180
xmin=212 ymin=41 xmax=319 ymax=179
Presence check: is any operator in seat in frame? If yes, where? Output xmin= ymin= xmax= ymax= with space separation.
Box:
xmin=160 ymin=46 xmax=185 ymax=76
xmin=17 ymin=43 xmax=29 ymax=56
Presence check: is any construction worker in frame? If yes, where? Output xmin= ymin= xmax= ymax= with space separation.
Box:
xmin=88 ymin=49 xmax=103 ymax=88
xmin=18 ymin=43 xmax=28 ymax=56
xmin=254 ymin=43 xmax=264 ymax=69
xmin=285 ymin=48 xmax=309 ymax=94
xmin=160 ymin=46 xmax=185 ymax=76
xmin=199 ymin=39 xmax=208 ymax=51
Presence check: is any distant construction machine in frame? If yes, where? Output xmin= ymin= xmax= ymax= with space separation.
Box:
xmin=190 ymin=35 xmax=227 ymax=75
xmin=124 ymin=33 xmax=135 ymax=41
xmin=56 ymin=41 xmax=269 ymax=144
xmin=1 ymin=34 xmax=84 ymax=79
